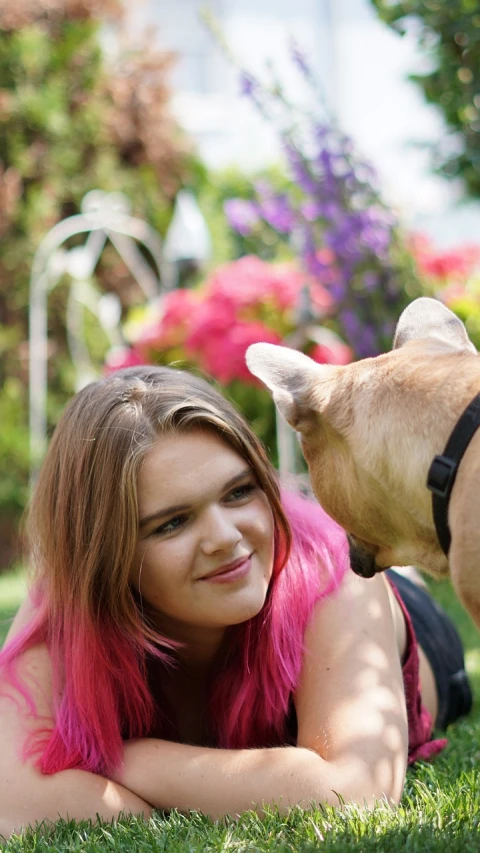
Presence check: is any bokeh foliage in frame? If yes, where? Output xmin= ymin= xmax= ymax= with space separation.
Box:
xmin=370 ymin=1 xmax=480 ymax=197
xmin=0 ymin=0 xmax=194 ymax=563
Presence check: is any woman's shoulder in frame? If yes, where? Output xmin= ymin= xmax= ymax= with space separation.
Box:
xmin=1 ymin=595 xmax=54 ymax=722
xmin=0 ymin=642 xmax=53 ymax=720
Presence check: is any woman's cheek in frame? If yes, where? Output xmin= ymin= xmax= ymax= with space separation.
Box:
xmin=253 ymin=501 xmax=275 ymax=572
xmin=146 ymin=536 xmax=194 ymax=590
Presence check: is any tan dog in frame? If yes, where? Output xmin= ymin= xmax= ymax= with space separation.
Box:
xmin=246 ymin=297 xmax=480 ymax=630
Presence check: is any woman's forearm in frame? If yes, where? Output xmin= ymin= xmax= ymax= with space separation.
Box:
xmin=115 ymin=739 xmax=397 ymax=819
xmin=0 ymin=767 xmax=152 ymax=839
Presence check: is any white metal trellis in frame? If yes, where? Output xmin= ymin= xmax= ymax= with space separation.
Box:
xmin=28 ymin=190 xmax=171 ymax=468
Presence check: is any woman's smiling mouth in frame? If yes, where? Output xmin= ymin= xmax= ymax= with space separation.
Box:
xmin=199 ymin=555 xmax=253 ymax=584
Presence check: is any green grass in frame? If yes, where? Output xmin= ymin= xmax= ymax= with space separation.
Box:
xmin=0 ymin=567 xmax=27 ymax=646
xmin=0 ymin=570 xmax=478 ymax=852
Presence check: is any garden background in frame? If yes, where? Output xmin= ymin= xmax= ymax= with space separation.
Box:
xmin=0 ymin=0 xmax=479 ymax=848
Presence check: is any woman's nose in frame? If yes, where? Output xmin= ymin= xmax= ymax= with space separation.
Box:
xmin=200 ymin=505 xmax=242 ymax=555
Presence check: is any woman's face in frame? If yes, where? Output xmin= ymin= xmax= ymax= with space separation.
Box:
xmin=131 ymin=429 xmax=275 ymax=644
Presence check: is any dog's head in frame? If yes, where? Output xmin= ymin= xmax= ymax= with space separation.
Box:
xmin=247 ymin=298 xmax=477 ymax=579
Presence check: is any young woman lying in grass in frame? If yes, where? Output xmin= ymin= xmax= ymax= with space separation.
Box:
xmin=0 ymin=366 xmax=472 ymax=837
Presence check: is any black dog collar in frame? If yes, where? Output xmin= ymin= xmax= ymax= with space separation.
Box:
xmin=427 ymin=392 xmax=480 ymax=555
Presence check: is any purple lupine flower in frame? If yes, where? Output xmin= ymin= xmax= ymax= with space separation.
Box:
xmin=362 ymin=272 xmax=380 ymax=292
xmin=290 ymin=39 xmax=312 ymax=79
xmin=304 ymin=250 xmax=333 ymax=281
xmin=338 ymin=133 xmax=355 ymax=157
xmin=339 ymin=308 xmax=363 ymax=337
xmin=313 ymin=122 xmax=330 ymax=140
xmin=318 ymin=201 xmax=342 ymax=221
xmin=302 ymin=200 xmax=324 ymax=221
xmin=363 ymin=229 xmax=391 ymax=258
xmin=317 ymin=148 xmax=333 ymax=174
xmin=329 ymin=280 xmax=347 ymax=302
xmin=226 ymin=50 xmax=422 ymax=360
xmin=325 ymin=226 xmax=363 ymax=264
xmin=283 ymin=143 xmax=319 ymax=194
xmin=355 ymin=326 xmax=379 ymax=358
xmin=239 ymin=71 xmax=257 ymax=97
xmin=257 ymin=193 xmax=295 ymax=234
xmin=385 ymin=274 xmax=403 ymax=301
xmin=382 ymin=319 xmax=396 ymax=339
xmin=224 ymin=198 xmax=260 ymax=236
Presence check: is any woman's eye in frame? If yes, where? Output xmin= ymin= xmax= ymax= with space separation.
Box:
xmin=226 ymin=482 xmax=256 ymax=502
xmin=152 ymin=515 xmax=188 ymax=536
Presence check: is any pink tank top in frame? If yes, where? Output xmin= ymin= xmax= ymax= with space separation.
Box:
xmin=389 ymin=581 xmax=448 ymax=763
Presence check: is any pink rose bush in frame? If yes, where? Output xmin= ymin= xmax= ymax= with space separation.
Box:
xmin=411 ymin=234 xmax=480 ymax=283
xmin=104 ymin=255 xmax=351 ymax=462
xmin=105 ymin=255 xmax=351 ymax=384
xmin=410 ymin=234 xmax=480 ymax=350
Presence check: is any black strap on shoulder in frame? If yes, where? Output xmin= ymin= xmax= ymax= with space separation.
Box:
xmin=426 ymin=392 xmax=480 ymax=555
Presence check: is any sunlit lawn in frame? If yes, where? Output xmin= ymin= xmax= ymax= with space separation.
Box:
xmin=0 ymin=567 xmax=478 ymax=852
xmin=0 ymin=568 xmax=27 ymax=646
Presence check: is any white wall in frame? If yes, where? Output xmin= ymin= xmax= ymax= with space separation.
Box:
xmin=132 ymin=0 xmax=480 ymax=246
xmin=329 ymin=0 xmax=480 ymax=244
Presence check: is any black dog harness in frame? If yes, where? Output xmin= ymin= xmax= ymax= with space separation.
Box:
xmin=427 ymin=392 xmax=480 ymax=555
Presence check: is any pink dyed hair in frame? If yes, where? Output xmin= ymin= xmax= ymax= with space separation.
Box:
xmin=210 ymin=489 xmax=349 ymax=748
xmin=0 ymin=366 xmax=349 ymax=775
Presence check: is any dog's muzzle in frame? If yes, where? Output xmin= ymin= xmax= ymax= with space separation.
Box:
xmin=348 ymin=536 xmax=384 ymax=579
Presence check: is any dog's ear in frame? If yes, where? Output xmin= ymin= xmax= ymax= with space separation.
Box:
xmin=393 ymin=297 xmax=476 ymax=353
xmin=246 ymin=343 xmax=338 ymax=430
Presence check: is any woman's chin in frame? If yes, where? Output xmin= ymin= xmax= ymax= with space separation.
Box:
xmin=209 ymin=583 xmax=270 ymax=628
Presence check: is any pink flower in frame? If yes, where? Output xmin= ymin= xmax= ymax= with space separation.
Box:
xmin=135 ymin=290 xmax=200 ymax=355
xmin=161 ymin=289 xmax=200 ymax=329
xmin=106 ymin=254 xmax=347 ymax=385
xmin=206 ymin=255 xmax=313 ymax=313
xmin=104 ymin=347 xmax=146 ymax=374
xmin=421 ymin=251 xmax=473 ymax=280
xmin=185 ymin=296 xmax=238 ymax=357
xmin=191 ymin=318 xmax=282 ymax=384
xmin=410 ymin=233 xmax=480 ymax=282
xmin=441 ymin=282 xmax=471 ymax=306
xmin=310 ymin=340 xmax=352 ymax=366
xmin=310 ymin=282 xmax=334 ymax=313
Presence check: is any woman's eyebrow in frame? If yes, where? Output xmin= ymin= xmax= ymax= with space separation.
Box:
xmin=139 ymin=502 xmax=190 ymax=530
xmin=138 ymin=467 xmax=253 ymax=529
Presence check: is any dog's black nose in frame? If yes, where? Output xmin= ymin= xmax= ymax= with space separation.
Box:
xmin=348 ymin=537 xmax=379 ymax=579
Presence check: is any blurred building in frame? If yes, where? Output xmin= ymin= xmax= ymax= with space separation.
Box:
xmin=130 ymin=0 xmax=480 ymax=247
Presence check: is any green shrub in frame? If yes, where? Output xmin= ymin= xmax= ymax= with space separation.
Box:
xmin=370 ymin=1 xmax=480 ymax=197
xmin=0 ymin=0 xmax=195 ymax=550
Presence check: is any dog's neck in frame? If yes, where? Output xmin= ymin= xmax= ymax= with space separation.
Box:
xmin=447 ymin=431 xmax=480 ymax=626
xmin=427 ymin=392 xmax=480 ymax=555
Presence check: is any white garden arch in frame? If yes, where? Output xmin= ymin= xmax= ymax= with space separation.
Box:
xmin=28 ymin=189 xmax=170 ymax=468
